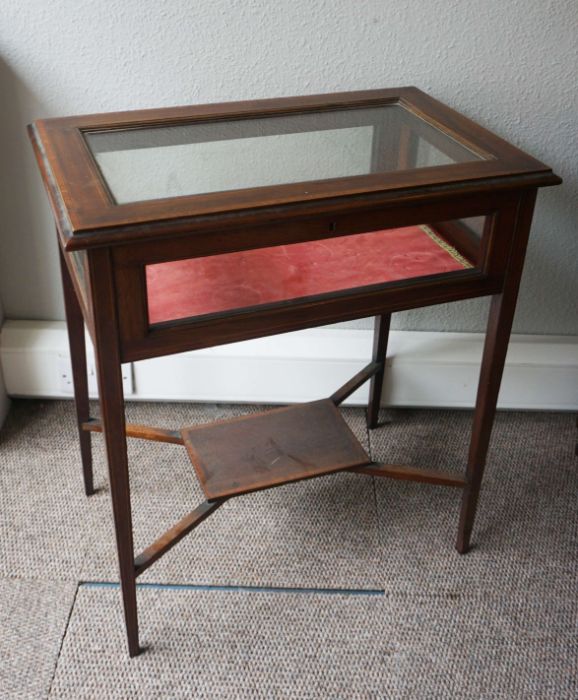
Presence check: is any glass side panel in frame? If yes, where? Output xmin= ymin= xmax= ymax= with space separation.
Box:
xmin=145 ymin=218 xmax=485 ymax=325
xmin=84 ymin=104 xmax=484 ymax=204
xmin=70 ymin=250 xmax=86 ymax=287
xmin=68 ymin=250 xmax=88 ymax=306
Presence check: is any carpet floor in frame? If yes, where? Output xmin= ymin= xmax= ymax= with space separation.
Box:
xmin=0 ymin=399 xmax=576 ymax=698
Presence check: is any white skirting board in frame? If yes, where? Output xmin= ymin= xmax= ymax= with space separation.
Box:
xmin=1 ymin=320 xmax=577 ymax=411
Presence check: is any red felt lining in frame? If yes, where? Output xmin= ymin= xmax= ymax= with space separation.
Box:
xmin=146 ymin=225 xmax=471 ymax=324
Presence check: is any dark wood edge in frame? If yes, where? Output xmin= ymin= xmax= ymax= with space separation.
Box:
xmin=64 ymin=169 xmax=562 ymax=249
xmin=350 ymin=462 xmax=466 ymax=488
xmin=198 ymin=455 xmax=374 ymax=501
xmin=134 ymin=499 xmax=226 ymax=577
xmin=60 ymin=170 xmax=559 ymax=251
xmin=330 ymin=362 xmax=381 ymax=405
xmin=82 ymin=418 xmax=184 ymax=445
xmin=28 ymin=124 xmax=74 ymax=247
xmin=38 ymin=87 xmax=411 ymax=129
xmin=112 ymin=188 xmax=506 ymax=265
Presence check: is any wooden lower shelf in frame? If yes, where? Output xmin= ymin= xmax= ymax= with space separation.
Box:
xmin=181 ymin=399 xmax=371 ymax=499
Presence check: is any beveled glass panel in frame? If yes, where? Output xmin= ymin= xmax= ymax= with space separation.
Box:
xmin=84 ymin=104 xmax=484 ymax=204
xmin=145 ymin=218 xmax=485 ymax=325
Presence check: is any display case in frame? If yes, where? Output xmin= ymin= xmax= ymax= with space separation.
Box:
xmin=29 ymin=87 xmax=561 ymax=656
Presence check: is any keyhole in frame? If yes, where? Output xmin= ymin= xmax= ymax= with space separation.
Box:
xmin=329 ymin=221 xmax=337 ymax=233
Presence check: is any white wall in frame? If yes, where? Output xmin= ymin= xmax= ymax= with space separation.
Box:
xmin=0 ymin=0 xmax=576 ymax=334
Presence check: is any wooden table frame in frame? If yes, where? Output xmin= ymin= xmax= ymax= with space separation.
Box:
xmin=29 ymin=87 xmax=561 ymax=656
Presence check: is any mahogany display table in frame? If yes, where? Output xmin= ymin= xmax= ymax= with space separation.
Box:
xmin=29 ymin=87 xmax=561 ymax=656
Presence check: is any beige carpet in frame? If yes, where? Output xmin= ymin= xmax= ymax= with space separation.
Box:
xmin=371 ymin=409 xmax=578 ymax=597
xmin=0 ymin=399 xmax=576 ymax=698
xmin=0 ymin=579 xmax=77 ymax=700
xmin=49 ymin=586 xmax=577 ymax=699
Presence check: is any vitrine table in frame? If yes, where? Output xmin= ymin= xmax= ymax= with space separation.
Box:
xmin=29 ymin=87 xmax=561 ymax=656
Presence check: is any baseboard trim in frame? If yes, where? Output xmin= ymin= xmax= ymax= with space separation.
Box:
xmin=1 ymin=320 xmax=577 ymax=410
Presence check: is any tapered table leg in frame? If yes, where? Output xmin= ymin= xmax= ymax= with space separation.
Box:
xmin=89 ymin=249 xmax=141 ymax=656
xmin=457 ymin=190 xmax=537 ymax=553
xmin=367 ymin=314 xmax=391 ymax=429
xmin=59 ymin=248 xmax=94 ymax=496
xmin=457 ymin=293 xmax=513 ymax=553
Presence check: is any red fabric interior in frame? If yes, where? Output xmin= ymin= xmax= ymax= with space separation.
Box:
xmin=146 ymin=225 xmax=470 ymax=324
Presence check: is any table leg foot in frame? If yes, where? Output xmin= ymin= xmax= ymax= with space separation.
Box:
xmin=455 ymin=529 xmax=472 ymax=555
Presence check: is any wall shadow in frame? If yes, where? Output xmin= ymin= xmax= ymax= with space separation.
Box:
xmin=0 ymin=56 xmax=63 ymax=322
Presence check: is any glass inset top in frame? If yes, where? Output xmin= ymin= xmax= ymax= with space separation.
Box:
xmin=84 ymin=104 xmax=484 ymax=205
